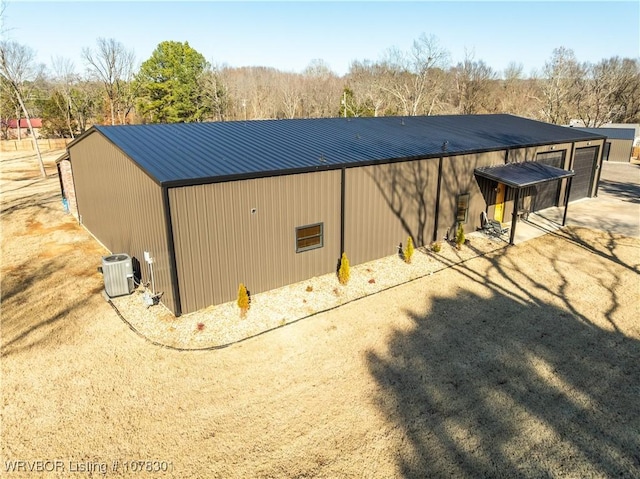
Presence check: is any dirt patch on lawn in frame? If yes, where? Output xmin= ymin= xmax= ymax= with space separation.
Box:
xmin=1 ymin=150 xmax=639 ymax=478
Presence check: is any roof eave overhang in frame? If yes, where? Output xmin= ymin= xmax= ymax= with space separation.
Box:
xmin=160 ymin=152 xmax=443 ymax=188
xmin=67 ymin=120 xmax=604 ymax=189
xmin=54 ymin=151 xmax=70 ymax=163
xmin=66 ymin=126 xmax=100 ymax=150
xmin=158 ymin=140 xmax=591 ymax=189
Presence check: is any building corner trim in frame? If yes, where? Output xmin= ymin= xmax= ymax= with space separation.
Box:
xmin=340 ymin=168 xmax=346 ymax=255
xmin=162 ymin=187 xmax=182 ymax=317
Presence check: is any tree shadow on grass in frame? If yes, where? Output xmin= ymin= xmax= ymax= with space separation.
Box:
xmin=1 ymin=256 xmax=104 ymax=357
xmin=367 ymin=290 xmax=640 ymax=478
xmin=367 ymin=230 xmax=640 ymax=478
xmin=597 ymin=178 xmax=640 ymax=204
xmin=0 ymin=191 xmax=60 ymax=216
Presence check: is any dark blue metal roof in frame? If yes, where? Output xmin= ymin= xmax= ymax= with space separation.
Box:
xmin=571 ymin=127 xmax=635 ymax=141
xmin=86 ymin=114 xmax=604 ymax=187
xmin=475 ymin=161 xmax=575 ymax=188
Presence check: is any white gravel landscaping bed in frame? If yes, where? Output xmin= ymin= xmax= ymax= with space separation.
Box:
xmin=111 ymin=232 xmax=506 ymax=349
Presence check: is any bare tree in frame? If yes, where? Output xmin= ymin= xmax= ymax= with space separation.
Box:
xmin=491 ymin=62 xmax=539 ymax=118
xmin=574 ymin=57 xmax=640 ymax=126
xmin=452 ymin=50 xmax=497 ymax=114
xmin=280 ymin=73 xmax=303 ymax=119
xmin=346 ymin=60 xmax=391 ymax=117
xmin=380 ymin=34 xmax=450 ymax=116
xmin=201 ymin=63 xmax=229 ymax=121
xmin=51 ymin=56 xmax=77 ymax=137
xmin=82 ymin=38 xmax=136 ymax=125
xmin=536 ymin=47 xmax=583 ymax=124
xmin=0 ymin=40 xmax=46 ymax=176
xmin=301 ymin=59 xmax=342 ymax=118
xmin=66 ymin=78 xmax=101 ymax=133
xmin=0 ymin=76 xmax=17 ymax=139
xmin=611 ymin=58 xmax=640 ymax=123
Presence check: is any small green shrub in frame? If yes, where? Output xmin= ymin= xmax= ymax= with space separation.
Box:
xmin=338 ymin=252 xmax=350 ymax=285
xmin=455 ymin=223 xmax=465 ymax=250
xmin=431 ymin=241 xmax=442 ymax=253
xmin=404 ymin=236 xmax=414 ymax=264
xmin=237 ymin=283 xmax=250 ymax=317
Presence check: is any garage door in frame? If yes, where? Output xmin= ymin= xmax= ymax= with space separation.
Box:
xmin=533 ymin=151 xmax=564 ymax=211
xmin=569 ymin=146 xmax=598 ymax=202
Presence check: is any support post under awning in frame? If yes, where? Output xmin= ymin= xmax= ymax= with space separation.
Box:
xmin=562 ymin=176 xmax=573 ymax=227
xmin=509 ymin=188 xmax=520 ymax=245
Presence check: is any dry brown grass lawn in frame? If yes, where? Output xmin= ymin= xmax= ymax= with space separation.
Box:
xmin=1 ymin=150 xmax=639 ymax=478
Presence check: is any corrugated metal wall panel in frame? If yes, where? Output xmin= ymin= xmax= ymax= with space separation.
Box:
xmin=169 ymin=170 xmax=341 ymax=313
xmin=69 ymin=132 xmax=176 ymax=314
xmin=439 ymin=151 xmax=504 ymax=237
xmin=607 ymin=139 xmax=633 ymax=162
xmin=344 ymin=159 xmax=439 ymax=265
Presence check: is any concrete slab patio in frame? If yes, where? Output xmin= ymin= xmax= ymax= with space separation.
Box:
xmin=513 ymin=161 xmax=640 ymax=243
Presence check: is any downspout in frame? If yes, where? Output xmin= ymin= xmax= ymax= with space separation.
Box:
xmin=433 ymin=156 xmax=443 ymax=242
xmin=162 ymin=186 xmax=183 ymax=317
xmin=56 ymin=162 xmax=65 ymax=200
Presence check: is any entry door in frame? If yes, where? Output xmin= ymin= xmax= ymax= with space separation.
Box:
xmin=494 ymin=183 xmax=505 ymax=222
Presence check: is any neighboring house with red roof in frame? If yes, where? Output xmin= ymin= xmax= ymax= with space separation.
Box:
xmin=2 ymin=118 xmax=43 ymax=139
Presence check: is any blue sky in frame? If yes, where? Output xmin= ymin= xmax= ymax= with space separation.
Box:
xmin=3 ymin=1 xmax=639 ymax=77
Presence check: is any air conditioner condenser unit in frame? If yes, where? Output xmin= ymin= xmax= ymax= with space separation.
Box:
xmin=101 ymin=254 xmax=134 ymax=298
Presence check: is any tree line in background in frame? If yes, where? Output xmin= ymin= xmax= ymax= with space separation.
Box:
xmin=2 ymin=34 xmax=640 ymax=142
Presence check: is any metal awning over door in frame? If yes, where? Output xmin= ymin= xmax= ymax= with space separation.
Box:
xmin=475 ymin=161 xmax=575 ymax=245
xmin=534 ymin=151 xmax=565 ymax=211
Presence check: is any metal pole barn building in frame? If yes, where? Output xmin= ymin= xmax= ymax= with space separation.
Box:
xmin=572 ymin=127 xmax=635 ymax=163
xmin=60 ymin=115 xmax=605 ymax=316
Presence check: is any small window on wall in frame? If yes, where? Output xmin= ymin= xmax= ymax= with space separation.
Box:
xmin=296 ymin=223 xmax=324 ymax=253
xmin=456 ymin=193 xmax=470 ymax=223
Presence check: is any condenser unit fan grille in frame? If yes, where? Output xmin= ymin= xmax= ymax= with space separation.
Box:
xmin=101 ymin=253 xmax=134 ymax=297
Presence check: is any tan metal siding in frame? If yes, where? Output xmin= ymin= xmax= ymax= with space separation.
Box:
xmin=69 ymin=132 xmax=176 ymax=314
xmin=439 ymin=151 xmax=504 ymax=237
xmin=508 ymin=143 xmax=573 ymax=164
xmin=169 ymin=170 xmax=341 ymax=313
xmin=607 ymin=139 xmax=633 ymax=162
xmin=344 ymin=159 xmax=440 ymax=266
